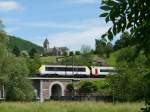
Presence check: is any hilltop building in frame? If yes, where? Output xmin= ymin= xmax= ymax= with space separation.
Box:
xmin=43 ymin=38 xmax=69 ymax=56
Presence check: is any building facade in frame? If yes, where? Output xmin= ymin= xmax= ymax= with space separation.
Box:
xmin=43 ymin=38 xmax=69 ymax=56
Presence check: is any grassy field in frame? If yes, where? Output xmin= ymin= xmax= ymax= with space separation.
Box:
xmin=40 ymin=56 xmax=59 ymax=64
xmin=40 ymin=53 xmax=119 ymax=66
xmin=0 ymin=102 xmax=144 ymax=112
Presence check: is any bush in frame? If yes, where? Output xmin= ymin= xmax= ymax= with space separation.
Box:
xmin=108 ymin=61 xmax=147 ymax=102
xmin=69 ymin=51 xmax=74 ymax=56
xmin=67 ymin=83 xmax=74 ymax=92
xmin=79 ymin=81 xmax=97 ymax=94
xmin=66 ymin=83 xmax=74 ymax=95
xmin=5 ymin=58 xmax=34 ymax=101
xmin=75 ymin=51 xmax=80 ymax=55
xmin=141 ymin=101 xmax=150 ymax=112
xmin=20 ymin=50 xmax=29 ymax=58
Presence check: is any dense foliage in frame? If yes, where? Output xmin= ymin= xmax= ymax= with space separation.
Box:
xmin=95 ymin=38 xmax=113 ymax=58
xmin=107 ymin=47 xmax=150 ymax=102
xmin=79 ymin=81 xmax=97 ymax=94
xmin=12 ymin=45 xmax=20 ymax=57
xmin=66 ymin=83 xmax=74 ymax=96
xmin=5 ymin=58 xmax=34 ymax=101
xmin=113 ymin=32 xmax=130 ymax=51
xmin=26 ymin=55 xmax=41 ymax=75
xmin=100 ymin=0 xmax=150 ymax=106
xmin=0 ymin=22 xmax=34 ymax=101
xmin=100 ymin=0 xmax=150 ymax=61
xmin=8 ymin=35 xmax=43 ymax=54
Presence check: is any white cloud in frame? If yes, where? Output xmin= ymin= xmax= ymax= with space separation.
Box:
xmin=4 ymin=18 xmax=110 ymax=51
xmin=13 ymin=21 xmax=87 ymax=30
xmin=0 ymin=1 xmax=22 ymax=11
xmin=47 ymin=25 xmax=108 ymax=51
xmin=5 ymin=19 xmax=103 ymax=30
xmin=65 ymin=0 xmax=98 ymax=4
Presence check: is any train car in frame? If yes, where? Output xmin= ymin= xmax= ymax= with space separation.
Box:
xmin=91 ymin=66 xmax=115 ymax=77
xmin=90 ymin=66 xmax=100 ymax=77
xmin=39 ymin=65 xmax=91 ymax=77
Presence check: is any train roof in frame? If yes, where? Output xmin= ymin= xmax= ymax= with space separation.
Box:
xmin=42 ymin=65 xmax=88 ymax=68
xmin=41 ymin=65 xmax=114 ymax=69
xmin=90 ymin=66 xmax=114 ymax=69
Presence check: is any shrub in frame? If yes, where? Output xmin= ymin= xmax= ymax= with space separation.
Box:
xmin=79 ymin=81 xmax=97 ymax=94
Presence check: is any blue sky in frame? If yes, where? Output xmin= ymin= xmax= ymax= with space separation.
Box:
xmin=0 ymin=0 xmax=114 ymax=51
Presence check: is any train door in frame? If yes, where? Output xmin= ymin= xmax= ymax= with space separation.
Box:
xmin=91 ymin=67 xmax=99 ymax=77
xmin=94 ymin=68 xmax=98 ymax=77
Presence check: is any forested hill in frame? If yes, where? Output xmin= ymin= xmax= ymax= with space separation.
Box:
xmin=8 ymin=35 xmax=43 ymax=53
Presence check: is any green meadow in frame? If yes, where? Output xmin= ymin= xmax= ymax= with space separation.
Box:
xmin=0 ymin=102 xmax=144 ymax=112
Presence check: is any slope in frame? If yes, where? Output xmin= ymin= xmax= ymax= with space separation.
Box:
xmin=8 ymin=35 xmax=43 ymax=53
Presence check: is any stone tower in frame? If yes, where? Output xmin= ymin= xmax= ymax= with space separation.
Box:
xmin=43 ymin=38 xmax=49 ymax=54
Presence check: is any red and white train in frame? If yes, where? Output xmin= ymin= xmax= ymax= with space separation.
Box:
xmin=39 ymin=65 xmax=115 ymax=78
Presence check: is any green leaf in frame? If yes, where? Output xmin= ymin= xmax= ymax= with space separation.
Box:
xmin=106 ymin=0 xmax=118 ymax=6
xmin=108 ymin=28 xmax=113 ymax=40
xmin=105 ymin=16 xmax=110 ymax=23
xmin=100 ymin=13 xmax=108 ymax=17
xmin=113 ymin=25 xmax=117 ymax=35
xmin=101 ymin=5 xmax=111 ymax=11
xmin=101 ymin=33 xmax=107 ymax=39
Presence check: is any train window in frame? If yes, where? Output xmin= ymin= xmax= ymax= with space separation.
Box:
xmin=77 ymin=68 xmax=86 ymax=72
xmin=65 ymin=67 xmax=85 ymax=72
xmin=45 ymin=67 xmax=55 ymax=71
xmin=66 ymin=67 xmax=73 ymax=71
xmin=100 ymin=69 xmax=114 ymax=72
xmin=45 ymin=66 xmax=86 ymax=72
xmin=56 ymin=67 xmax=66 ymax=71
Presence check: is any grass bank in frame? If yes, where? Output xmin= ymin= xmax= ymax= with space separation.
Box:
xmin=0 ymin=102 xmax=144 ymax=112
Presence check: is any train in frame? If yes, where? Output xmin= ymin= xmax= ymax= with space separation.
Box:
xmin=39 ymin=65 xmax=115 ymax=78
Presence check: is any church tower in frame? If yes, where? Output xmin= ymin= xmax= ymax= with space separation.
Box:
xmin=43 ymin=38 xmax=49 ymax=54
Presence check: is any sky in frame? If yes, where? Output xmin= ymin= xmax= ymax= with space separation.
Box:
xmin=0 ymin=0 xmax=115 ymax=51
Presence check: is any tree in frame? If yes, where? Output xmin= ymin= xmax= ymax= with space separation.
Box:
xmin=95 ymin=38 xmax=107 ymax=57
xmin=0 ymin=21 xmax=34 ymax=101
xmin=81 ymin=45 xmax=91 ymax=54
xmin=0 ymin=22 xmax=10 ymax=80
xmin=108 ymin=61 xmax=147 ymax=101
xmin=29 ymin=48 xmax=37 ymax=58
xmin=114 ymin=32 xmax=130 ymax=51
xmin=20 ymin=50 xmax=29 ymax=58
xmin=75 ymin=51 xmax=80 ymax=55
xmin=100 ymin=1 xmax=150 ymax=106
xmin=5 ymin=58 xmax=34 ymax=101
xmin=80 ymin=45 xmax=93 ymax=66
xmin=12 ymin=45 xmax=20 ymax=57
xmin=100 ymin=0 xmax=150 ymax=61
xmin=79 ymin=81 xmax=97 ymax=94
xmin=141 ymin=101 xmax=150 ymax=112
xmin=63 ymin=52 xmax=68 ymax=56
xmin=0 ymin=20 xmax=4 ymax=33
xmin=66 ymin=83 xmax=74 ymax=96
xmin=26 ymin=55 xmax=41 ymax=75
xmin=95 ymin=38 xmax=113 ymax=58
xmin=105 ymin=42 xmax=113 ymax=58
xmin=0 ymin=37 xmax=34 ymax=101
xmin=69 ymin=51 xmax=74 ymax=56
xmin=108 ymin=47 xmax=149 ymax=102
xmin=117 ymin=47 xmax=138 ymax=62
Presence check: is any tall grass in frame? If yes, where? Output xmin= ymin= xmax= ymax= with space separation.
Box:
xmin=0 ymin=102 xmax=143 ymax=112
